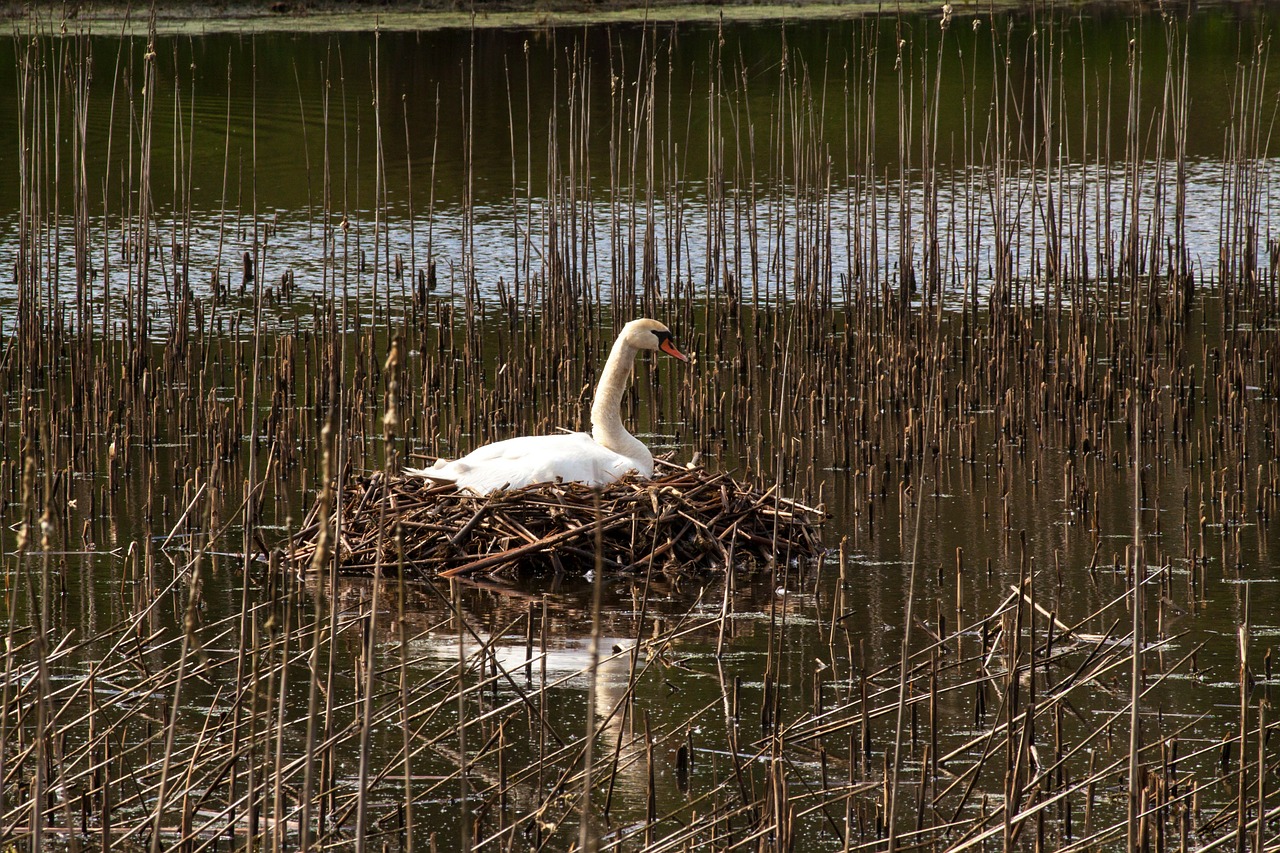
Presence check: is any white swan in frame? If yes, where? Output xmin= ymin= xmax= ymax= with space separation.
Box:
xmin=405 ymin=319 xmax=688 ymax=494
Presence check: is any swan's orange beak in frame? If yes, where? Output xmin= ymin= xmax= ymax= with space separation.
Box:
xmin=659 ymin=337 xmax=689 ymax=362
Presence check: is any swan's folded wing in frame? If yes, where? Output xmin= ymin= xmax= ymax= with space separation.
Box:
xmin=593 ymin=451 xmax=644 ymax=485
xmin=403 ymin=457 xmax=454 ymax=481
xmin=405 ymin=433 xmax=623 ymax=494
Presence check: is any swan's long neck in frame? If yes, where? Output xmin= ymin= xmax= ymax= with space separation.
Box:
xmin=591 ymin=335 xmax=653 ymax=472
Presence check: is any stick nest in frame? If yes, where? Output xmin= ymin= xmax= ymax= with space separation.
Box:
xmin=290 ymin=466 xmax=825 ymax=580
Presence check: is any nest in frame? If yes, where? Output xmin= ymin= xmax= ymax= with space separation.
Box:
xmin=289 ymin=466 xmax=825 ymax=580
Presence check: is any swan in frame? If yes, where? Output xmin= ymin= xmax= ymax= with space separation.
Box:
xmin=405 ymin=318 xmax=688 ymax=494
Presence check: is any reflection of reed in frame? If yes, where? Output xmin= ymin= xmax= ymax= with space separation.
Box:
xmin=2 ymin=7 xmax=1280 ymax=852
xmin=305 ymin=570 xmax=777 ymax=842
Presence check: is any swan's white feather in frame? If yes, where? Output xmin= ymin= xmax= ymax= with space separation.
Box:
xmin=404 ymin=318 xmax=686 ymax=495
xmin=404 ymin=432 xmax=649 ymax=495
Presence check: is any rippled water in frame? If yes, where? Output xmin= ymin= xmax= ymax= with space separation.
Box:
xmin=3 ymin=12 xmax=1279 ymax=324
xmin=2 ymin=6 xmax=1280 ymax=850
xmin=4 ymin=153 xmax=1278 ymax=329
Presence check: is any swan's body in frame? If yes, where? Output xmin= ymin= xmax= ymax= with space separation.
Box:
xmin=407 ymin=432 xmax=644 ymax=495
xmin=406 ymin=319 xmax=687 ymax=494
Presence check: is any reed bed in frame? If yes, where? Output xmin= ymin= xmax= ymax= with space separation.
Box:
xmin=0 ymin=6 xmax=1278 ymax=852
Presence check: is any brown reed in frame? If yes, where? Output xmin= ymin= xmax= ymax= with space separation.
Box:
xmin=0 ymin=7 xmax=1278 ymax=853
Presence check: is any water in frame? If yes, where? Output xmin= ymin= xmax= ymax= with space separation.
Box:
xmin=3 ymin=12 xmax=1280 ymax=322
xmin=1 ymin=6 xmax=1279 ymax=851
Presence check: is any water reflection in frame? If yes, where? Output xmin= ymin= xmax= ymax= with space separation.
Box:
xmin=2 ymin=7 xmax=1279 ymax=849
xmin=5 ymin=153 xmax=1278 ymax=329
xmin=3 ymin=12 xmax=1280 ymax=324
xmin=310 ymin=568 xmax=811 ymax=830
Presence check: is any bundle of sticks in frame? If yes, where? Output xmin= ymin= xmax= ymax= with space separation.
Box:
xmin=290 ymin=466 xmax=824 ymax=580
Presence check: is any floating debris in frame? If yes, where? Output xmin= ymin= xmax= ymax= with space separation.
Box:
xmin=290 ymin=466 xmax=825 ymax=579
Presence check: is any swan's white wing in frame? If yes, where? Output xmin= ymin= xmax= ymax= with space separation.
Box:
xmin=405 ymin=433 xmax=644 ymax=495
xmin=403 ymin=457 xmax=453 ymax=479
xmin=593 ymin=451 xmax=647 ymax=484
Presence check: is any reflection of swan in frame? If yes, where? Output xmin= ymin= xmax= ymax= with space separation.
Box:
xmin=313 ymin=573 xmax=750 ymax=815
xmin=406 ymin=319 xmax=688 ymax=494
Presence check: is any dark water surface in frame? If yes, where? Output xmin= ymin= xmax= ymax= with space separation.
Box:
xmin=2 ymin=5 xmax=1280 ymax=851
xmin=2 ymin=8 xmax=1279 ymax=317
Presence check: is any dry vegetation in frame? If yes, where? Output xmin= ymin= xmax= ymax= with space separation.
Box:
xmin=0 ymin=6 xmax=1278 ymax=852
xmin=289 ymin=466 xmax=824 ymax=580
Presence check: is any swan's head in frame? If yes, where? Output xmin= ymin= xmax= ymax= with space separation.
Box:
xmin=621 ymin=318 xmax=689 ymax=362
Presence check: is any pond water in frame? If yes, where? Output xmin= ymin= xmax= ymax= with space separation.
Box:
xmin=1 ymin=5 xmax=1279 ymax=851
xmin=2 ymin=10 xmax=1279 ymax=321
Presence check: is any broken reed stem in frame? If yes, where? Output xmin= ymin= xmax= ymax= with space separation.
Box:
xmin=578 ymin=488 xmax=605 ymax=853
xmin=886 ymin=360 xmax=941 ymax=851
xmin=1128 ymin=362 xmax=1144 ymax=852
xmin=1 ymin=9 xmax=1278 ymax=853
xmin=290 ymin=469 xmax=823 ymax=580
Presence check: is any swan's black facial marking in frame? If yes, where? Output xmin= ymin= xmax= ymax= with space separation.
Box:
xmin=652 ymin=329 xmax=690 ymax=362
